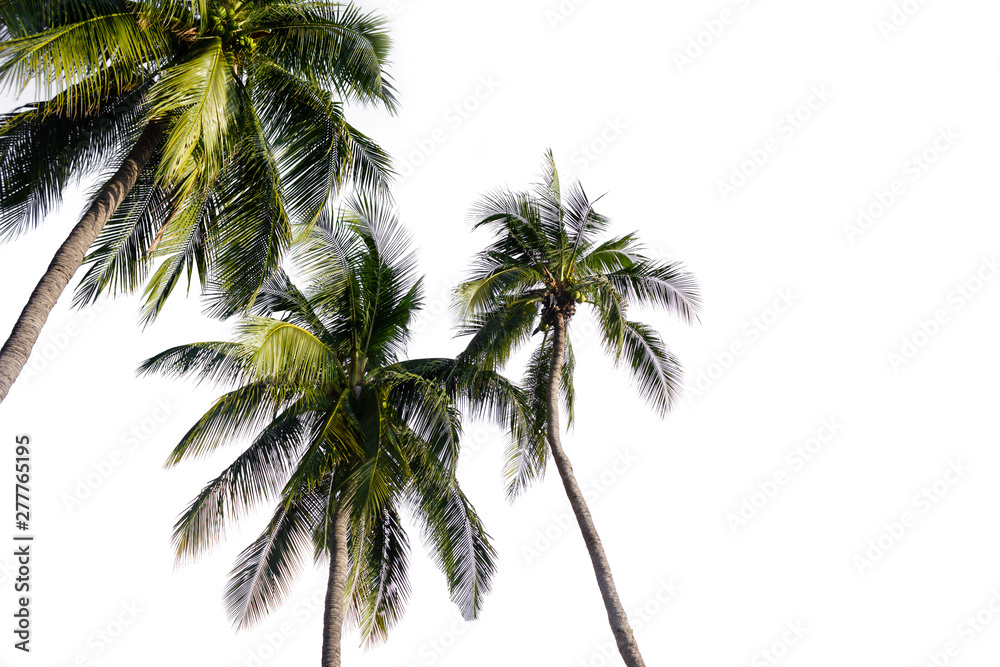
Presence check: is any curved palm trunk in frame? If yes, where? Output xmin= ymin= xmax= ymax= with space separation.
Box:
xmin=321 ymin=503 xmax=350 ymax=667
xmin=547 ymin=315 xmax=646 ymax=667
xmin=0 ymin=122 xmax=164 ymax=404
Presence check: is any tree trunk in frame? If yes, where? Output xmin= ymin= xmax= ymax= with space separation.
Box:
xmin=0 ymin=122 xmax=164 ymax=404
xmin=321 ymin=503 xmax=350 ymax=667
xmin=547 ymin=314 xmax=647 ymax=667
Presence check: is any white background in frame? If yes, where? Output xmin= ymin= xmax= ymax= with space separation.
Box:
xmin=2 ymin=0 xmax=1000 ymax=665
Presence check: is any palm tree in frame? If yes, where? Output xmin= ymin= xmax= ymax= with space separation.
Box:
xmin=454 ymin=151 xmax=702 ymax=667
xmin=140 ymin=199 xmax=535 ymax=667
xmin=0 ymin=0 xmax=396 ymax=403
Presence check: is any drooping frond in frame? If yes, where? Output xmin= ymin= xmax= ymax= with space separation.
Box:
xmin=561 ymin=333 xmax=577 ymax=424
xmin=0 ymin=9 xmax=168 ymax=109
xmin=73 ymin=140 xmax=171 ymax=304
xmin=455 ymin=300 xmax=539 ymax=371
xmin=616 ymin=320 xmax=683 ymax=417
xmin=164 ymin=381 xmax=290 ymax=466
xmin=603 ymin=259 xmax=702 ymax=325
xmin=407 ymin=473 xmax=496 ymax=620
xmin=508 ymin=335 xmax=555 ymax=496
xmin=138 ymin=184 xmax=216 ymax=324
xmin=224 ymin=488 xmax=326 ymax=629
xmin=173 ymin=408 xmax=309 ymax=563
xmin=0 ymin=80 xmax=149 ymax=239
xmin=376 ymin=369 xmax=462 ymax=476
xmin=349 ymin=503 xmax=411 ymax=645
xmin=203 ymin=78 xmax=291 ymax=319
xmin=251 ymin=63 xmax=340 ymax=225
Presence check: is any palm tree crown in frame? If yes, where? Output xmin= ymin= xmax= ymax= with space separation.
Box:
xmin=0 ymin=0 xmax=396 ymax=320
xmin=140 ymin=200 xmax=534 ymax=660
xmin=456 ymin=150 xmax=701 ymax=495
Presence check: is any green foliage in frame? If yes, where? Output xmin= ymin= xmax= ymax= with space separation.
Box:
xmin=455 ymin=150 xmax=703 ymax=497
xmin=0 ymin=0 xmax=396 ymax=322
xmin=142 ymin=202 xmax=534 ymax=644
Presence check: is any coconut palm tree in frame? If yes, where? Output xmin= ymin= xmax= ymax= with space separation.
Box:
xmin=140 ymin=199 xmax=535 ymax=667
xmin=0 ymin=0 xmax=396 ymax=403
xmin=453 ymin=151 xmax=702 ymax=667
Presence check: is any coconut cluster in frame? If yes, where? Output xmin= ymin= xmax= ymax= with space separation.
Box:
xmin=207 ymin=4 xmax=254 ymax=51
xmin=535 ymin=290 xmax=582 ymax=332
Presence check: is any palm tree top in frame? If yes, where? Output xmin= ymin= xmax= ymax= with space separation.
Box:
xmin=460 ymin=149 xmax=699 ymax=321
xmin=0 ymin=0 xmax=398 ymax=113
xmin=454 ymin=150 xmax=702 ymax=494
xmin=0 ymin=0 xmax=397 ymax=322
xmin=139 ymin=200 xmax=537 ymax=642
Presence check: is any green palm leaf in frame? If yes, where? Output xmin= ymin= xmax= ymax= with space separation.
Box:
xmin=148 ymin=36 xmax=236 ymax=187
xmin=173 ymin=408 xmax=308 ymax=563
xmin=0 ymin=10 xmax=169 ymax=108
xmin=225 ymin=488 xmax=325 ymax=629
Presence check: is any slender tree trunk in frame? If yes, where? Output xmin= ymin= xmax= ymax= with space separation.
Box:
xmin=0 ymin=122 xmax=164 ymax=404
xmin=547 ymin=314 xmax=647 ymax=667
xmin=321 ymin=503 xmax=350 ymax=667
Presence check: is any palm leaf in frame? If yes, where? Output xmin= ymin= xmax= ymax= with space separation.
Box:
xmin=616 ymin=320 xmax=683 ymax=417
xmin=408 ymin=477 xmax=496 ymax=620
xmin=349 ymin=503 xmax=411 ymax=645
xmin=224 ymin=488 xmax=325 ymax=629
xmin=147 ymin=36 xmax=236 ymax=186
xmin=173 ymin=408 xmax=308 ymax=563
xmin=0 ymin=10 xmax=168 ymax=109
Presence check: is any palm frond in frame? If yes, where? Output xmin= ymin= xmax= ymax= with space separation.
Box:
xmin=376 ymin=369 xmax=461 ymax=476
xmin=0 ymin=10 xmax=168 ymax=110
xmin=563 ymin=182 xmax=609 ymax=269
xmin=173 ymin=408 xmax=308 ymax=563
xmin=0 ymin=79 xmax=149 ymax=239
xmin=164 ymin=381 xmax=290 ymax=466
xmin=603 ymin=260 xmax=702 ymax=324
xmin=573 ymin=232 xmax=642 ymax=278
xmin=533 ymin=148 xmax=566 ymax=270
xmin=454 ymin=300 xmax=539 ymax=371
xmin=615 ymin=319 xmax=684 ymax=417
xmin=246 ymin=268 xmax=332 ymax=340
xmin=408 ymin=478 xmax=496 ymax=620
xmin=137 ymin=340 xmax=253 ymax=386
xmin=349 ymin=503 xmax=411 ymax=645
xmin=454 ymin=264 xmax=543 ymax=318
xmin=73 ymin=139 xmax=171 ymax=304
xmin=148 ymin=36 xmax=236 ymax=187
xmin=225 ymin=488 xmax=325 ymax=629
xmin=203 ymin=76 xmax=292 ymax=319
xmin=251 ymin=1 xmax=396 ymax=111
xmin=138 ymin=184 xmax=215 ymax=324
xmin=235 ymin=316 xmax=341 ymax=387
